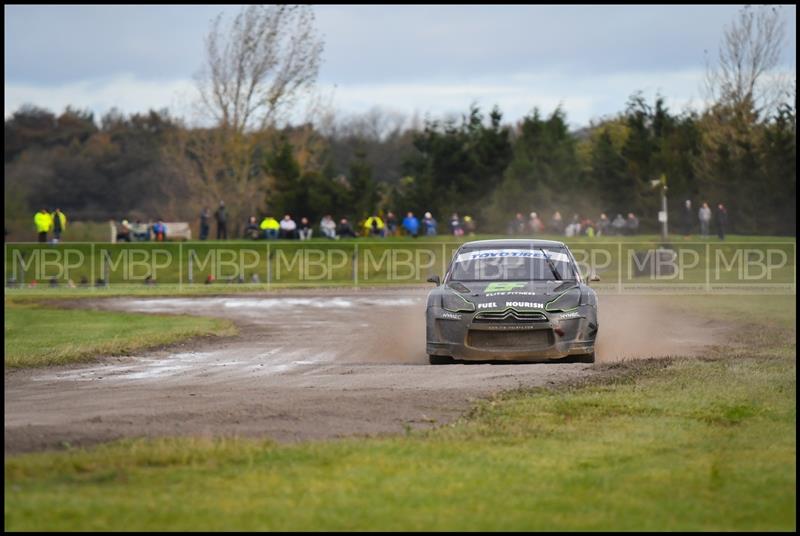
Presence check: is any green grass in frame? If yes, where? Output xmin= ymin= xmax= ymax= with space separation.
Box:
xmin=3 ymin=295 xmax=795 ymax=530
xmin=3 ymin=303 xmax=236 ymax=368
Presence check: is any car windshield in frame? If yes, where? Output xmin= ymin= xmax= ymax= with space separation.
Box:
xmin=448 ymin=247 xmax=577 ymax=281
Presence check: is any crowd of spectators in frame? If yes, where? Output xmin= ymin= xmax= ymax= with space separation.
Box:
xmin=506 ymin=210 xmax=640 ymax=238
xmin=113 ymin=218 xmax=169 ymax=242
xmin=504 ymin=201 xmax=729 ymax=240
xmin=203 ymin=206 xmax=472 ymax=241
xmin=96 ymin=198 xmax=732 ymax=244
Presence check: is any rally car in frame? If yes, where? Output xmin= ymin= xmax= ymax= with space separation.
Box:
xmin=425 ymin=239 xmax=599 ymax=364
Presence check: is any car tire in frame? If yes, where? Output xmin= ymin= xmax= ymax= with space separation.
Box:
xmin=574 ymin=351 xmax=595 ymax=364
xmin=428 ymin=354 xmax=453 ymax=365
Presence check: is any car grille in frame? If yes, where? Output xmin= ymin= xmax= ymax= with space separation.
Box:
xmin=473 ymin=310 xmax=548 ymax=323
xmin=467 ymin=329 xmax=553 ymax=349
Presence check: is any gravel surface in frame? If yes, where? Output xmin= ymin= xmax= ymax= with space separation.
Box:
xmin=4 ymin=288 xmax=729 ymax=454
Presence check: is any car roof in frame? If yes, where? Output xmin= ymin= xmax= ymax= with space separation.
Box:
xmin=459 ymin=238 xmax=566 ymax=249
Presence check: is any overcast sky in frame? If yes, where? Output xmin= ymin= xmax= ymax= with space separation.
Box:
xmin=4 ymin=4 xmax=797 ymax=128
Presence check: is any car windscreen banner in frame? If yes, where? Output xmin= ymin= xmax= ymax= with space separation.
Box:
xmin=451 ymin=248 xmax=574 ymax=281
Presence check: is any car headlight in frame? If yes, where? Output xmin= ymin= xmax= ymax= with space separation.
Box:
xmin=441 ymin=290 xmax=476 ymax=312
xmin=545 ymin=288 xmax=581 ymax=312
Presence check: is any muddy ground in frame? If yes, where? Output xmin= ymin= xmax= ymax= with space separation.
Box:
xmin=4 ymin=288 xmax=731 ymax=454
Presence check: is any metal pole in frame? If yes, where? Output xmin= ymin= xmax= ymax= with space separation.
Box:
xmin=352 ymin=245 xmax=358 ymax=287
xmin=267 ymin=250 xmax=272 ymax=285
xmin=661 ymin=185 xmax=668 ymax=242
xmin=188 ymin=251 xmax=193 ymax=284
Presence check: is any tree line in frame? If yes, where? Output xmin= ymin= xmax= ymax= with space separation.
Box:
xmin=5 ymin=92 xmax=795 ymax=237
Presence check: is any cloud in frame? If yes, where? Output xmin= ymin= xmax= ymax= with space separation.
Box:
xmin=5 ymin=68 xmax=709 ymax=129
xmin=4 ymin=74 xmax=199 ymax=120
xmin=5 ymin=4 xmax=794 ymax=129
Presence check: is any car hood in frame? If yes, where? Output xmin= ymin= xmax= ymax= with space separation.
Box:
xmin=445 ymin=280 xmax=579 ymax=306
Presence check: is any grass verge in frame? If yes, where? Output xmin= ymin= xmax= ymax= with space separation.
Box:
xmin=4 ymin=302 xmax=236 ymax=368
xmin=4 ymin=296 xmax=795 ymax=530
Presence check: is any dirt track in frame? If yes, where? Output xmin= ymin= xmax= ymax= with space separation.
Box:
xmin=4 ymin=288 xmax=730 ymax=454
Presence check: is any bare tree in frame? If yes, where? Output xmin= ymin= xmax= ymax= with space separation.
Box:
xmin=196 ymin=5 xmax=324 ymax=133
xmin=188 ymin=5 xmax=324 ymax=234
xmin=704 ymin=5 xmax=790 ymax=115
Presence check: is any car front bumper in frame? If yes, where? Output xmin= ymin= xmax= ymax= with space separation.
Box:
xmin=426 ymin=306 xmax=597 ymax=362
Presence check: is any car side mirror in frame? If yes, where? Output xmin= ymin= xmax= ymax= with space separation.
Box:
xmin=589 ymin=272 xmax=601 ymax=282
xmin=427 ymin=275 xmax=441 ymax=285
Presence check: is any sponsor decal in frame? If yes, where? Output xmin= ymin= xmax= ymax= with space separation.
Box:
xmin=477 ymin=302 xmax=498 ymax=309
xmin=485 ymin=282 xmax=527 ymax=292
xmin=440 ymin=312 xmax=462 ymax=320
xmin=455 ymin=249 xmax=570 ymax=264
xmin=505 ymin=301 xmax=544 ymax=308
xmin=485 ymin=291 xmax=537 ymax=297
xmin=558 ymin=311 xmax=581 ymax=320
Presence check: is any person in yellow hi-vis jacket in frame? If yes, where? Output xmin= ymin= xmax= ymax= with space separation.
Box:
xmin=51 ymin=208 xmax=67 ymax=243
xmin=34 ymin=208 xmax=53 ymax=243
xmin=259 ymin=215 xmax=280 ymax=240
xmin=363 ymin=215 xmax=385 ymax=237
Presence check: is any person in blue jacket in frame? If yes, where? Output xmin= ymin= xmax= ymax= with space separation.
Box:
xmin=402 ymin=211 xmax=420 ymax=238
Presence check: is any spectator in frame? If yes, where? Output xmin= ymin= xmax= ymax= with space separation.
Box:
xmin=260 ymin=215 xmax=280 ymax=239
xmin=626 ymin=213 xmax=639 ymax=235
xmin=508 ymin=212 xmax=526 ymax=235
xmin=550 ymin=211 xmax=564 ymax=234
xmin=580 ymin=216 xmax=595 ymax=237
xmin=611 ymin=213 xmax=626 ymax=235
xmin=423 ymin=212 xmax=438 ymax=236
xmin=698 ymin=202 xmax=712 ymax=238
xmin=385 ymin=211 xmax=398 ymax=236
xmin=402 ymin=211 xmax=420 ymax=238
xmin=682 ymin=200 xmax=693 ymax=237
xmin=337 ymin=217 xmax=357 ymax=238
xmin=596 ymin=213 xmax=609 ymax=236
xmin=716 ymin=203 xmax=728 ymax=240
xmin=152 ymin=219 xmax=167 ymax=241
xmin=298 ymin=217 xmax=313 ymax=240
xmin=244 ymin=216 xmax=261 ymax=240
xmin=565 ymin=214 xmax=582 ymax=237
xmin=450 ymin=213 xmax=464 ymax=237
xmin=51 ymin=208 xmax=67 ymax=244
xmin=364 ymin=215 xmax=385 ymax=237
xmin=132 ymin=220 xmax=150 ymax=241
xmin=200 ymin=208 xmax=210 ymax=241
xmin=215 ymin=201 xmax=228 ymax=240
xmin=463 ymin=215 xmax=476 ymax=235
xmin=529 ymin=212 xmax=544 ymax=234
xmin=320 ymin=215 xmax=337 ymax=239
xmin=279 ymin=214 xmax=297 ymax=239
xmin=116 ymin=219 xmax=132 ymax=242
xmin=34 ymin=208 xmax=52 ymax=243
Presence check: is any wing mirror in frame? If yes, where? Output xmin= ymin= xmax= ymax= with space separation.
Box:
xmin=589 ymin=272 xmax=601 ymax=282
xmin=427 ymin=275 xmax=441 ymax=285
